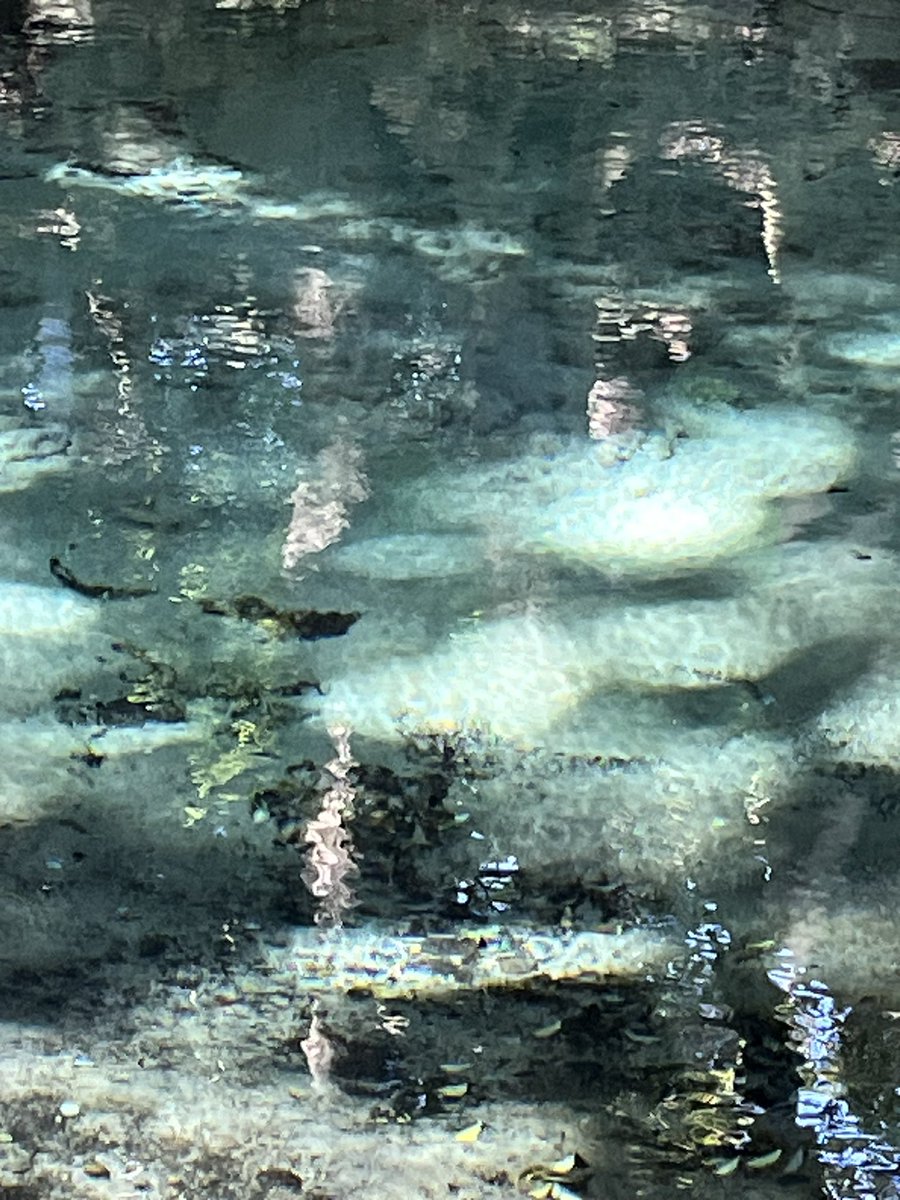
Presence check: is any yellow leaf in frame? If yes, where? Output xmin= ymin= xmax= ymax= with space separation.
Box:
xmin=455 ymin=1122 xmax=483 ymax=1144
xmin=547 ymin=1155 xmax=577 ymax=1175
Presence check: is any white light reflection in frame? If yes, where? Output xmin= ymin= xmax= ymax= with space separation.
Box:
xmin=303 ymin=726 xmax=359 ymax=929
xmin=293 ymin=267 xmax=341 ymax=340
xmin=86 ymin=289 xmax=132 ymax=402
xmin=770 ymin=952 xmax=900 ymax=1199
xmin=586 ymin=376 xmax=642 ymax=440
xmin=21 ymin=313 xmax=73 ymax=412
xmin=507 ymin=13 xmax=616 ymax=64
xmin=593 ymin=293 xmax=694 ymax=371
xmin=32 ymin=206 xmax=80 ymax=251
xmin=217 ymin=0 xmax=309 ymax=9
xmin=869 ymin=131 xmax=900 ymax=187
xmin=618 ymin=0 xmax=711 ymax=45
xmin=282 ymin=440 xmax=369 ymax=569
xmin=0 ymin=72 xmax=24 ymax=113
xmin=25 ymin=0 xmax=94 ymax=44
xmin=300 ymin=1003 xmax=335 ymax=1090
xmin=660 ymin=120 xmax=783 ymax=283
xmin=456 ymin=852 xmax=520 ymax=911
xmin=85 ymin=290 xmax=164 ymax=467
xmin=597 ymin=141 xmax=634 ymax=194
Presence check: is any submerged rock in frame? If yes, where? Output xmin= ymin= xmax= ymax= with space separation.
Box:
xmin=400 ymin=402 xmax=856 ymax=575
xmin=327 ymin=532 xmax=483 ymax=580
xmin=312 ymin=614 xmax=592 ymax=744
xmin=0 ymin=581 xmax=98 ymax=636
xmin=464 ymin=728 xmax=798 ymax=890
xmin=309 ymin=537 xmax=893 ymax=747
xmin=826 ymin=328 xmax=900 ymax=368
xmin=815 ymin=658 xmax=900 ymax=769
xmin=0 ymin=424 xmax=70 ymax=492
xmin=526 ymin=485 xmax=772 ymax=572
xmin=0 ymin=712 xmax=209 ymax=824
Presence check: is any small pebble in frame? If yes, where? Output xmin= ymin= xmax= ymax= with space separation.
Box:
xmin=58 ymin=1100 xmax=80 ymax=1118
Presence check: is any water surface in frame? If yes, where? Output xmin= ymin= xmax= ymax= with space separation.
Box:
xmin=0 ymin=2 xmax=899 ymax=1198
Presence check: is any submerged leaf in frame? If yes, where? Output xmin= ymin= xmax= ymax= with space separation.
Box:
xmin=532 ymin=1020 xmax=563 ymax=1039
xmin=712 ymin=1157 xmax=740 ymax=1176
xmin=455 ymin=1122 xmax=483 ymax=1143
xmin=200 ymin=594 xmax=358 ymax=639
xmin=747 ymin=1149 xmax=782 ymax=1169
xmin=437 ymin=1082 xmax=469 ymax=1099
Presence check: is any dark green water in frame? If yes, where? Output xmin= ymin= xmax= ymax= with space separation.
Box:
xmin=0 ymin=1 xmax=899 ymax=1197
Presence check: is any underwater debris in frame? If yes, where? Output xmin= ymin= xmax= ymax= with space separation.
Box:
xmin=199 ymin=594 xmax=359 ymax=640
xmin=454 ymin=1122 xmax=483 ymax=1143
xmin=76 ymin=718 xmax=208 ymax=757
xmin=255 ymin=743 xmax=470 ymax=913
xmin=189 ymin=712 xmax=274 ymax=801
xmin=611 ymin=920 xmax=817 ymax=1187
xmin=54 ymin=689 xmax=187 ymax=726
xmin=518 ymin=1152 xmax=592 ymax=1198
xmin=46 ymin=157 xmax=249 ymax=207
xmin=49 ymin=555 xmax=156 ymax=600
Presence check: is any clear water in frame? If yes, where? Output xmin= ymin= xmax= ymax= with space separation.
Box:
xmin=1 ymin=1 xmax=900 ymax=1197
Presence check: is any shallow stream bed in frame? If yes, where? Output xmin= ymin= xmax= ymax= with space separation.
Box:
xmin=0 ymin=2 xmax=899 ymax=1197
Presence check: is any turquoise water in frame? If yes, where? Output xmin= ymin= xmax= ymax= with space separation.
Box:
xmin=1 ymin=1 xmax=900 ymax=1197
